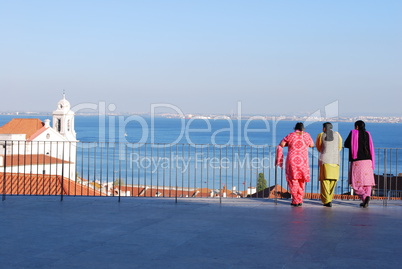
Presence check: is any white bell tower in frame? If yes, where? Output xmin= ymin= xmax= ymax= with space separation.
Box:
xmin=52 ymin=93 xmax=76 ymax=141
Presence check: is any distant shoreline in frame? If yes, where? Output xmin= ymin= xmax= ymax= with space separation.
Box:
xmin=0 ymin=112 xmax=401 ymax=124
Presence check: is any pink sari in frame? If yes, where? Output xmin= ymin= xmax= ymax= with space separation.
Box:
xmin=281 ymin=131 xmax=314 ymax=183
xmin=280 ymin=131 xmax=314 ymax=204
xmin=349 ymin=130 xmax=375 ymax=202
xmin=350 ymin=160 xmax=375 ymax=202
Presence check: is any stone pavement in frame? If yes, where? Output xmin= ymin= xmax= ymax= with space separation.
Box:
xmin=1 ymin=196 xmax=401 ymax=269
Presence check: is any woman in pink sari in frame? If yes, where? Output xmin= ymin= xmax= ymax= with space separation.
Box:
xmin=344 ymin=120 xmax=375 ymax=208
xmin=278 ymin=122 xmax=314 ymax=207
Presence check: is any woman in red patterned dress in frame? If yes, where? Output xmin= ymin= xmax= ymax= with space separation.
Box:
xmin=279 ymin=122 xmax=314 ymax=207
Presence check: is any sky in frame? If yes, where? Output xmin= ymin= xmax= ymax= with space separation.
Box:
xmin=1 ymin=0 xmax=401 ymax=117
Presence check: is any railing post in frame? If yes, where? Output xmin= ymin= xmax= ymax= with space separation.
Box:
xmin=118 ymin=143 xmax=122 ymax=203
xmin=2 ymin=141 xmax=7 ymax=201
xmin=274 ymin=145 xmax=278 ymax=205
xmin=310 ymin=147 xmax=314 ymax=196
xmin=383 ymin=149 xmax=387 ymax=206
xmin=341 ymin=148 xmax=345 ymax=198
xmin=175 ymin=144 xmax=178 ymax=204
xmin=274 ymin=166 xmax=278 ymax=205
xmin=61 ymin=141 xmax=65 ymax=202
xmin=219 ymin=146 xmax=222 ymax=205
xmin=396 ymin=149 xmax=399 ymax=197
xmin=384 ymin=148 xmax=387 ymax=193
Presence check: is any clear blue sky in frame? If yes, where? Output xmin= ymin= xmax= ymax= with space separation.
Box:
xmin=1 ymin=0 xmax=401 ymax=116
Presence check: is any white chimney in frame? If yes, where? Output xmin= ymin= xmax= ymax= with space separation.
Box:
xmin=44 ymin=119 xmax=50 ymax=128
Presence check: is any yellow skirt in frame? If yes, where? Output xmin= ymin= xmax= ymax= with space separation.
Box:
xmin=320 ymin=163 xmax=340 ymax=181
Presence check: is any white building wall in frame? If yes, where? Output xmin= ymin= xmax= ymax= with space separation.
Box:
xmin=1 ymin=140 xmax=77 ymax=181
xmin=0 ymin=134 xmax=26 ymax=141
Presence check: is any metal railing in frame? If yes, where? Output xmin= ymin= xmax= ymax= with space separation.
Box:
xmin=1 ymin=140 xmax=401 ymax=203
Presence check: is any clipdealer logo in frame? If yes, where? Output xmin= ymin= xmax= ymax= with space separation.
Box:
xmin=71 ymin=100 xmax=340 ymax=170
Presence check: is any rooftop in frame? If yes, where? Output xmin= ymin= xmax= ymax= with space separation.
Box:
xmin=1 ymin=196 xmax=401 ymax=268
xmin=3 ymin=154 xmax=72 ymax=166
xmin=0 ymin=118 xmax=45 ymax=139
xmin=0 ymin=173 xmax=102 ymax=196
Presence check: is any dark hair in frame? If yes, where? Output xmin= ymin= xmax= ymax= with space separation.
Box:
xmin=354 ymin=120 xmax=366 ymax=132
xmin=323 ymin=122 xmax=334 ymax=141
xmin=355 ymin=120 xmax=370 ymax=155
xmin=294 ymin=122 xmax=304 ymax=132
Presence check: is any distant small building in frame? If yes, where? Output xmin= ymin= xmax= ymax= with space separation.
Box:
xmin=374 ymin=173 xmax=402 ymax=197
xmin=249 ymin=184 xmax=291 ymax=199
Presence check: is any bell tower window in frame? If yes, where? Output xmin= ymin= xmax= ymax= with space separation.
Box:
xmin=57 ymin=118 xmax=61 ymax=132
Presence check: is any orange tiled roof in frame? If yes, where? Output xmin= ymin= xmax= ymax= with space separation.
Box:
xmin=0 ymin=118 xmax=45 ymax=139
xmin=4 ymin=154 xmax=72 ymax=166
xmin=0 ymin=173 xmax=104 ymax=196
xmin=27 ymin=126 xmax=48 ymax=141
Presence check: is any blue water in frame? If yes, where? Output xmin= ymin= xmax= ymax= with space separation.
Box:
xmin=1 ymin=115 xmax=401 ymax=147
xmin=76 ymin=116 xmax=402 ymax=148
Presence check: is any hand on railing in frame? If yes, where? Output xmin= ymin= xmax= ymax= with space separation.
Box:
xmin=275 ymin=146 xmax=283 ymax=168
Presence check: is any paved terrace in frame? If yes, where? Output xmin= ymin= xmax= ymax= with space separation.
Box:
xmin=1 ymin=197 xmax=401 ymax=269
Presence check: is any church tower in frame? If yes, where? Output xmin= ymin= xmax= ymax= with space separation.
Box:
xmin=52 ymin=93 xmax=77 ymax=141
